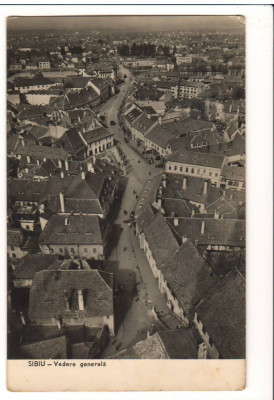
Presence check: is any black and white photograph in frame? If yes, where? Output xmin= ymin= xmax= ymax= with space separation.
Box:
xmin=6 ymin=14 xmax=246 ymax=364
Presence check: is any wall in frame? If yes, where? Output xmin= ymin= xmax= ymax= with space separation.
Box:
xmin=7 ymin=245 xmax=28 ymax=259
xmin=39 ymin=244 xmax=104 ymax=259
xmin=193 ymin=312 xmax=219 ymax=359
xmin=166 ymin=161 xmax=221 ymax=186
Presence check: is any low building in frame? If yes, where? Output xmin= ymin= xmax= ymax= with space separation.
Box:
xmin=39 ymin=214 xmax=106 ymax=259
xmin=82 ymin=127 xmax=114 ymax=157
xmin=110 ymin=328 xmax=198 ymax=359
xmin=221 ymin=166 xmax=245 ymax=191
xmin=165 ymin=150 xmax=226 ymax=187
xmin=28 ymin=269 xmax=114 ymax=335
xmin=7 ymin=228 xmax=29 ymax=259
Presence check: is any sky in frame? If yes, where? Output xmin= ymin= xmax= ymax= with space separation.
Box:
xmin=7 ymin=15 xmax=245 ymax=33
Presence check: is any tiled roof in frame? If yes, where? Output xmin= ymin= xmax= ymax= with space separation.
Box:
xmin=145 ymin=125 xmax=175 ymax=149
xmin=14 ymin=76 xmax=53 ymax=88
xmin=29 ymin=270 xmax=113 ymax=320
xmin=18 ymin=336 xmax=67 ymax=359
xmin=167 ymin=217 xmax=245 ymax=247
xmin=13 ymin=254 xmax=58 ymax=279
xmin=14 ymin=142 xmax=69 ymax=160
xmin=221 ymin=166 xmax=245 ymax=182
xmin=7 ymin=228 xmax=22 ymax=247
xmin=55 ymin=127 xmax=87 ymax=154
xmin=131 ymin=114 xmax=157 ymax=134
xmin=39 ymin=214 xmax=103 ymax=245
xmin=83 ymin=127 xmax=113 ymax=144
xmin=158 ymin=328 xmax=198 ymax=359
xmin=166 ymin=149 xmax=225 ymax=169
xmin=143 ymin=212 xmax=179 ymax=266
xmin=160 ymin=240 xmax=213 ymax=318
xmin=196 ymin=272 xmax=245 ymax=358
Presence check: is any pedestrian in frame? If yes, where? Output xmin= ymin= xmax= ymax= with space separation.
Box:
xmin=133 ymin=190 xmax=136 ymax=195
xmin=149 ymin=171 xmax=151 ymax=176
xmin=136 ymin=195 xmax=139 ymax=199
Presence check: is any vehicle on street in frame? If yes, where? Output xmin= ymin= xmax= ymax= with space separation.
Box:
xmin=110 ymin=120 xmax=116 ymax=125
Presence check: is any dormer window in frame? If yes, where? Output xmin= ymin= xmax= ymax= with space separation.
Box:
xmin=65 ymin=218 xmax=70 ymax=226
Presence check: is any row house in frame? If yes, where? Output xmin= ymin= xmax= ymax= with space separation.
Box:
xmin=39 ymin=214 xmax=106 ymax=260
xmin=165 ymin=150 xmax=226 ymax=187
xmin=28 ymin=269 xmax=115 ymax=335
xmin=169 ymin=216 xmax=245 ymax=252
xmin=220 ymin=166 xmax=245 ymax=191
xmin=14 ymin=76 xmax=55 ymax=93
xmin=82 ymin=127 xmax=114 ymax=157
xmin=130 ymin=114 xmax=158 ymax=142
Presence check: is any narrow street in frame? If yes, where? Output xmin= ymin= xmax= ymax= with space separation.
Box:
xmin=101 ymin=65 xmax=181 ymax=357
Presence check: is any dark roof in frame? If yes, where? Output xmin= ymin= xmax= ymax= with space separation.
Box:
xmin=83 ymin=127 xmax=113 ymax=144
xmin=124 ymin=107 xmax=142 ymax=124
xmin=166 ymin=149 xmax=225 ymax=169
xmin=29 ymin=270 xmax=113 ymax=320
xmin=18 ymin=336 xmax=67 ymax=359
xmin=110 ymin=328 xmax=197 ymax=359
xmin=131 ymin=114 xmax=157 ymax=134
xmin=196 ymin=272 xmax=246 ymax=358
xmin=145 ymin=125 xmax=175 ymax=149
xmin=167 ymin=217 xmax=245 ymax=247
xmin=160 ymin=240 xmax=214 ymax=318
xmin=158 ymin=328 xmax=198 ymax=359
xmin=14 ymin=142 xmax=68 ymax=160
xmin=14 ymin=76 xmax=53 ymax=88
xmin=55 ymin=127 xmax=87 ymax=154
xmin=13 ymin=254 xmax=58 ymax=280
xmin=221 ymin=166 xmax=245 ymax=182
xmin=7 ymin=228 xmax=22 ymax=247
xmin=39 ymin=214 xmax=103 ymax=245
xmin=142 ymin=212 xmax=179 ymax=266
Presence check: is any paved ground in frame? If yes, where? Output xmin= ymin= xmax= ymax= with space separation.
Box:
xmin=100 ymin=66 xmax=180 ymax=357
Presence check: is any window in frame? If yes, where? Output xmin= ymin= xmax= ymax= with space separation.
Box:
xmin=174 ymin=166 xmax=177 ymax=171
xmin=180 ymin=167 xmax=183 ymax=172
xmin=70 ymin=248 xmax=74 ymax=253
xmin=12 ymin=254 xmax=16 ymax=258
xmin=25 ymin=225 xmax=30 ymax=230
xmin=84 ymin=248 xmax=88 ymax=253
xmin=93 ymin=248 xmax=97 ymax=254
xmin=169 ymin=166 xmax=172 ymax=170
xmin=191 ymin=168 xmax=195 ymax=173
xmin=59 ymin=248 xmax=63 ymax=253
xmin=11 ymin=246 xmax=14 ymax=251
xmin=186 ymin=168 xmax=189 ymax=172
xmin=209 ymin=172 xmax=212 ymax=177
xmin=197 ymin=169 xmax=200 ymax=174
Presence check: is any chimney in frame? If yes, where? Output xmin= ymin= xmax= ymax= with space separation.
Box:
xmin=21 ymin=137 xmax=25 ymax=147
xmin=57 ymin=318 xmax=61 ymax=330
xmin=191 ymin=209 xmax=195 ymax=218
xmin=158 ymin=116 xmax=162 ymax=125
xmin=81 ymin=171 xmax=85 ymax=180
xmin=182 ymin=235 xmax=188 ymax=244
xmin=201 ymin=220 xmax=205 ymax=235
xmin=26 ymin=155 xmax=31 ymax=164
xmin=64 ymin=291 xmax=70 ymax=311
xmin=36 ymin=159 xmax=40 ymax=166
xmin=203 ymin=180 xmax=208 ymax=195
xmin=58 ymin=159 xmax=62 ymax=168
xmin=87 ymin=162 xmax=94 ymax=173
xmin=60 ymin=171 xmax=64 ymax=179
xmin=158 ymin=186 xmax=162 ymax=197
xmin=198 ymin=342 xmax=208 ymax=359
xmin=65 ymin=159 xmax=69 ymax=171
xmin=182 ymin=177 xmax=187 ymax=190
xmin=214 ymin=209 xmax=219 ymax=219
xmin=157 ymin=197 xmax=162 ymax=207
xmin=162 ymin=178 xmax=166 ymax=188
xmin=59 ymin=192 xmax=65 ymax=213
xmin=174 ymin=217 xmax=179 ymax=227
xmin=78 ymin=289 xmax=84 ymax=311
xmin=19 ymin=312 xmax=26 ymax=326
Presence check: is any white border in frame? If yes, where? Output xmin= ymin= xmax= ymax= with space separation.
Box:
xmin=1 ymin=3 xmax=273 ymax=400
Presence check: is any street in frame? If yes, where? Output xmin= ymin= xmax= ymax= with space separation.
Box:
xmin=101 ymin=65 xmax=181 ymax=357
